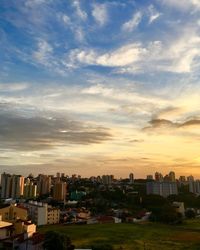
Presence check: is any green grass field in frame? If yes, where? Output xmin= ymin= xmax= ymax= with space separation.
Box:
xmin=38 ymin=220 xmax=200 ymax=250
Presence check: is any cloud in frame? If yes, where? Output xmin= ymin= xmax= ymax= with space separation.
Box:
xmin=92 ymin=3 xmax=108 ymax=26
xmin=68 ymin=43 xmax=146 ymax=68
xmin=60 ymin=14 xmax=71 ymax=25
xmin=144 ymin=119 xmax=177 ymax=130
xmin=72 ymin=0 xmax=87 ymax=21
xmin=148 ymin=5 xmax=161 ymax=24
xmin=181 ymin=119 xmax=200 ymax=127
xmin=160 ymin=0 xmax=200 ymax=11
xmin=117 ymin=31 xmax=200 ymax=74
xmin=0 ymin=108 xmax=112 ymax=151
xmin=122 ymin=11 xmax=142 ymax=31
xmin=143 ymin=118 xmax=200 ymax=132
xmin=25 ymin=0 xmax=49 ymax=8
xmin=69 ymin=30 xmax=200 ymax=74
xmin=57 ymin=13 xmax=85 ymax=42
xmin=32 ymin=39 xmax=53 ymax=67
xmin=163 ymin=34 xmax=200 ymax=73
xmin=0 ymin=83 xmax=29 ymax=92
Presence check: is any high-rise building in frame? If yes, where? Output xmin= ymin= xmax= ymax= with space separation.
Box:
xmin=37 ymin=175 xmax=51 ymax=196
xmin=163 ymin=175 xmax=170 ymax=182
xmin=52 ymin=181 xmax=67 ymax=202
xmin=146 ymin=175 xmax=153 ymax=180
xmin=169 ymin=171 xmax=176 ymax=182
xmin=11 ymin=175 xmax=24 ymax=198
xmin=1 ymin=173 xmax=12 ymax=199
xmin=102 ymin=175 xmax=114 ymax=185
xmin=1 ymin=173 xmax=24 ymax=199
xmin=179 ymin=176 xmax=186 ymax=183
xmin=24 ymin=179 xmax=37 ymax=199
xmin=129 ymin=173 xmax=134 ymax=184
xmin=154 ymin=172 xmax=163 ymax=181
xmin=146 ymin=181 xmax=178 ymax=197
xmin=187 ymin=175 xmax=194 ymax=182
xmin=189 ymin=180 xmax=200 ymax=195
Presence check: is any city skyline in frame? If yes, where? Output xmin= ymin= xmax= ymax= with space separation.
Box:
xmin=1 ymin=1 xmax=200 ymax=178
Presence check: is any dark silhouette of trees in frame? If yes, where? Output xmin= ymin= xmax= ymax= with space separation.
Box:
xmin=43 ymin=231 xmax=75 ymax=250
xmin=185 ymin=209 xmax=196 ymax=219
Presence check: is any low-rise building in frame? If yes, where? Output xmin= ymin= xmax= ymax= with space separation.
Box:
xmin=14 ymin=220 xmax=36 ymax=237
xmin=23 ymin=201 xmax=60 ymax=226
xmin=173 ymin=202 xmax=185 ymax=216
xmin=47 ymin=207 xmax=60 ymax=225
xmin=0 ymin=204 xmax=28 ymax=222
xmin=0 ymin=215 xmax=12 ymax=240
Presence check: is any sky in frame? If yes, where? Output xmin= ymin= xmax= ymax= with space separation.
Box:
xmin=1 ymin=0 xmax=200 ymax=178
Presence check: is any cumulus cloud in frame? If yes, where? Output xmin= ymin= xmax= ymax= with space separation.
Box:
xmin=92 ymin=3 xmax=108 ymax=26
xmin=122 ymin=11 xmax=142 ymax=31
xmin=0 ymin=109 xmax=112 ymax=151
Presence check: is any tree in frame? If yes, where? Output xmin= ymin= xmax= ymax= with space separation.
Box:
xmin=185 ymin=209 xmax=196 ymax=219
xmin=91 ymin=243 xmax=113 ymax=250
xmin=159 ymin=205 xmax=182 ymax=224
xmin=43 ymin=231 xmax=75 ymax=250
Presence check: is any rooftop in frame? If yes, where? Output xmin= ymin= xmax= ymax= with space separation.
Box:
xmin=0 ymin=221 xmax=12 ymax=229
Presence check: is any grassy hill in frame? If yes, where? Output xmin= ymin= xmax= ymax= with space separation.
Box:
xmin=38 ymin=220 xmax=200 ymax=250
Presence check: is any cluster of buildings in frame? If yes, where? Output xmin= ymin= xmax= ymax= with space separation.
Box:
xmin=146 ymin=171 xmax=200 ymax=197
xmin=1 ymin=171 xmax=200 ymax=202
xmin=1 ymin=172 xmax=67 ymax=202
xmin=0 ymin=203 xmax=43 ymax=249
xmin=0 ymin=170 xmax=199 ymax=249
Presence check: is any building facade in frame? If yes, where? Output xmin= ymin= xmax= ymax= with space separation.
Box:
xmin=146 ymin=181 xmax=178 ymax=197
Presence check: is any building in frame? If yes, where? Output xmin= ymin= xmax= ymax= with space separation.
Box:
xmin=129 ymin=173 xmax=134 ymax=184
xmin=37 ymin=174 xmax=51 ymax=196
xmin=0 ymin=204 xmax=28 ymax=222
xmin=154 ymin=172 xmax=163 ymax=182
xmin=169 ymin=171 xmax=176 ymax=182
xmin=14 ymin=220 xmax=36 ymax=237
xmin=11 ymin=175 xmax=24 ymax=198
xmin=179 ymin=176 xmax=186 ymax=183
xmin=24 ymin=180 xmax=37 ymax=199
xmin=0 ymin=215 xmax=12 ymax=240
xmin=173 ymin=202 xmax=185 ymax=216
xmin=1 ymin=173 xmax=12 ymax=199
xmin=146 ymin=181 xmax=178 ymax=197
xmin=102 ymin=175 xmax=114 ymax=185
xmin=187 ymin=175 xmax=194 ymax=182
xmin=189 ymin=180 xmax=200 ymax=195
xmin=47 ymin=207 xmax=60 ymax=225
xmin=1 ymin=173 xmax=24 ymax=199
xmin=52 ymin=181 xmax=67 ymax=202
xmin=146 ymin=175 xmax=153 ymax=180
xmin=24 ymin=201 xmax=60 ymax=226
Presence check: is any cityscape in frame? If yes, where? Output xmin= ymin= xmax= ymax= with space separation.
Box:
xmin=1 ymin=0 xmax=200 ymax=249
xmin=1 ymin=170 xmax=200 ymax=249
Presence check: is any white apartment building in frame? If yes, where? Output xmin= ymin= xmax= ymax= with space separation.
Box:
xmin=23 ymin=201 xmax=60 ymax=226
